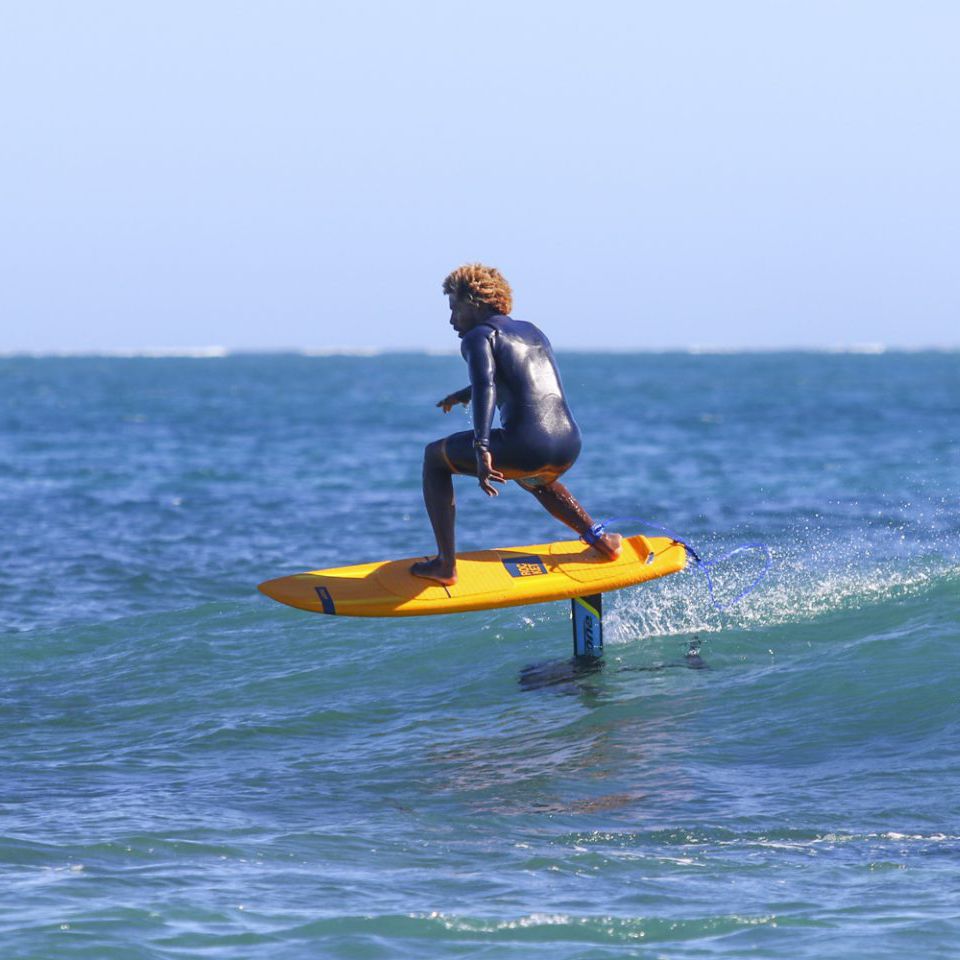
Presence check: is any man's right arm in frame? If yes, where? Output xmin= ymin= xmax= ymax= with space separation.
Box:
xmin=461 ymin=328 xmax=496 ymax=448
xmin=461 ymin=327 xmax=505 ymax=495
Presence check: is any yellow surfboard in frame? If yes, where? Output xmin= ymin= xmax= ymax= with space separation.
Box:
xmin=258 ymin=534 xmax=687 ymax=617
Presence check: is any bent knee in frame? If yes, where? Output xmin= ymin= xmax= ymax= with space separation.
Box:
xmin=423 ymin=440 xmax=448 ymax=469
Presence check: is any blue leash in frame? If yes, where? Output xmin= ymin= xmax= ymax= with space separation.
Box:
xmin=583 ymin=515 xmax=772 ymax=612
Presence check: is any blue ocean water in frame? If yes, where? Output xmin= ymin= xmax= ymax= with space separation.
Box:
xmin=1 ymin=352 xmax=958 ymax=959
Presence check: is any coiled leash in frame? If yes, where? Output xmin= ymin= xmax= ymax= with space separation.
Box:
xmin=582 ymin=515 xmax=772 ymax=612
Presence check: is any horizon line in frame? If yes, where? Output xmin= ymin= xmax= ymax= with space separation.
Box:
xmin=2 ymin=343 xmax=959 ymax=359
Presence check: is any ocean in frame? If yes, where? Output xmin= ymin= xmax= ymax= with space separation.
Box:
xmin=2 ymin=351 xmax=958 ymax=958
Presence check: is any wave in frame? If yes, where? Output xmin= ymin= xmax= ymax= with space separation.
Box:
xmin=255 ymin=910 xmax=784 ymax=946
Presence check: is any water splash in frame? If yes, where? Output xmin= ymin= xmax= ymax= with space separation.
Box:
xmin=607 ymin=512 xmax=960 ymax=643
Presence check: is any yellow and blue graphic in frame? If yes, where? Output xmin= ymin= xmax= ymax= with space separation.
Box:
xmin=501 ymin=555 xmax=548 ymax=578
xmin=572 ymin=593 xmax=603 ymax=657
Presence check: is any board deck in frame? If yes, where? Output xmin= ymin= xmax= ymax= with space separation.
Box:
xmin=258 ymin=534 xmax=687 ymax=617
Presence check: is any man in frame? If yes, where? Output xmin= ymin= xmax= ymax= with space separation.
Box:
xmin=411 ymin=263 xmax=622 ymax=585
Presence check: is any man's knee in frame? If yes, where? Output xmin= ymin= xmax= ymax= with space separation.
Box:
xmin=423 ymin=440 xmax=448 ymax=470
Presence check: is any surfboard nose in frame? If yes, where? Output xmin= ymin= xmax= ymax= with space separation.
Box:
xmin=259 ymin=575 xmax=339 ymax=614
xmin=257 ymin=576 xmax=299 ymax=607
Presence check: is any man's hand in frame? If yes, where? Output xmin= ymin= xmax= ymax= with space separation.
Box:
xmin=436 ymin=387 xmax=471 ymax=413
xmin=476 ymin=447 xmax=505 ymax=496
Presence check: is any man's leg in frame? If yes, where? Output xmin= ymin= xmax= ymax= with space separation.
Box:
xmin=411 ymin=440 xmax=459 ymax=585
xmin=522 ymin=480 xmax=622 ymax=559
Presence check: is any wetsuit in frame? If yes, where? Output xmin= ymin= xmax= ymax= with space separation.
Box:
xmin=440 ymin=315 xmax=582 ymax=487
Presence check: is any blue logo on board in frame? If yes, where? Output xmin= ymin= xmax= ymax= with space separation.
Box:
xmin=315 ymin=586 xmax=336 ymax=614
xmin=502 ymin=555 xmax=548 ymax=578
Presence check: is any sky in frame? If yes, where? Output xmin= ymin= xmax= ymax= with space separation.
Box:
xmin=1 ymin=0 xmax=958 ymax=352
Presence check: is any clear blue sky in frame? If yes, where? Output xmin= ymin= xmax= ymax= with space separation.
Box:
xmin=2 ymin=1 xmax=958 ymax=352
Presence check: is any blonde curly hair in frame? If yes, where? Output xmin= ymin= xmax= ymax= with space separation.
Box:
xmin=442 ymin=263 xmax=513 ymax=316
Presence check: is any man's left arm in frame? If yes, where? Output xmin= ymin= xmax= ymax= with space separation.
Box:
xmin=436 ymin=385 xmax=472 ymax=412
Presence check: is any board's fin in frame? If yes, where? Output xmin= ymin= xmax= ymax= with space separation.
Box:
xmin=572 ymin=593 xmax=603 ymax=658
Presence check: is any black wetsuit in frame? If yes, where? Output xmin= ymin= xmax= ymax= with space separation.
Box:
xmin=440 ymin=315 xmax=582 ymax=487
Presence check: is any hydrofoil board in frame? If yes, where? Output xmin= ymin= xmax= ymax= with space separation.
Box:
xmin=258 ymin=534 xmax=686 ymax=617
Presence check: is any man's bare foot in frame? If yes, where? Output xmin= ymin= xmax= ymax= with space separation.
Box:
xmin=410 ymin=557 xmax=458 ymax=586
xmin=591 ymin=532 xmax=623 ymax=560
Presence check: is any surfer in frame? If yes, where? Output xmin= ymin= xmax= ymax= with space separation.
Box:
xmin=412 ymin=263 xmax=623 ymax=585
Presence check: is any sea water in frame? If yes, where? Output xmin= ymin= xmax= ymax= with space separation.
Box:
xmin=1 ymin=352 xmax=958 ymax=959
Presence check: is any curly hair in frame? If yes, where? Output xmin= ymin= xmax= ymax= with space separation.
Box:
xmin=442 ymin=263 xmax=513 ymax=316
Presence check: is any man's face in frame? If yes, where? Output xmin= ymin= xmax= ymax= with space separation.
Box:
xmin=449 ymin=294 xmax=476 ymax=337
